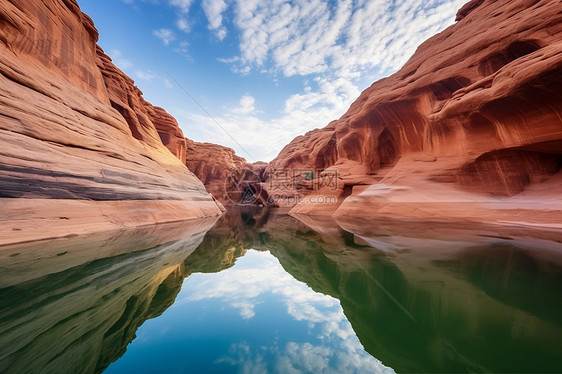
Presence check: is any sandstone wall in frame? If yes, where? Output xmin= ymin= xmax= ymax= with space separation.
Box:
xmin=185 ymin=138 xmax=254 ymax=206
xmin=269 ymin=0 xmax=562 ymax=225
xmin=0 ymin=0 xmax=221 ymax=241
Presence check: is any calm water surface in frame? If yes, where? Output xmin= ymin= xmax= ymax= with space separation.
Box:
xmin=1 ymin=208 xmax=561 ymax=373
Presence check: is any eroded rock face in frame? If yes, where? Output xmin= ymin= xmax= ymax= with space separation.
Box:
xmin=149 ymin=104 xmax=188 ymax=164
xmin=269 ymin=0 xmax=562 ymax=224
xmin=0 ymin=0 xmax=221 ymax=238
xmin=185 ymin=139 xmax=269 ymax=206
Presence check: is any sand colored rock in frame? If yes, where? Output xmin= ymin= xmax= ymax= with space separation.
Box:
xmin=269 ymin=0 xmax=562 ymax=225
xmin=95 ymin=47 xmax=187 ymax=163
xmin=0 ymin=0 xmax=221 ymax=241
xmin=0 ymin=198 xmax=222 ymax=246
xmin=149 ymin=103 xmax=187 ymax=163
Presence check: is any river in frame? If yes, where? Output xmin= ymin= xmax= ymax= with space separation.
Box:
xmin=1 ymin=208 xmax=561 ymax=373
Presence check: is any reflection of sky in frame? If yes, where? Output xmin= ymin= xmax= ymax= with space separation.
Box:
xmin=104 ymin=250 xmax=394 ymax=374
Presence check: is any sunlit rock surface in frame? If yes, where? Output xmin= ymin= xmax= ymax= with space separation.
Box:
xmin=0 ymin=0 xmax=221 ymax=244
xmin=269 ymin=0 xmax=562 ymax=226
xmin=185 ymin=139 xmax=250 ymax=205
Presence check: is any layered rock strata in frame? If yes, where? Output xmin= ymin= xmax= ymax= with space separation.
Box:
xmin=269 ymin=0 xmax=562 ymax=227
xmin=0 ymin=0 xmax=221 ymax=243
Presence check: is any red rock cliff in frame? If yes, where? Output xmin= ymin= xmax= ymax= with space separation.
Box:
xmin=0 ymin=0 xmax=221 ymax=244
xmin=270 ymin=0 xmax=562 ymax=227
xmin=185 ymin=139 xmax=251 ymax=205
xmin=95 ymin=46 xmax=187 ymax=164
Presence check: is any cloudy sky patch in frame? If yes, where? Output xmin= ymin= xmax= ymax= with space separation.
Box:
xmin=81 ymin=0 xmax=467 ymax=161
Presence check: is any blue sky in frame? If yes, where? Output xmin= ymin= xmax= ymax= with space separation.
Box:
xmin=79 ymin=0 xmax=467 ymax=162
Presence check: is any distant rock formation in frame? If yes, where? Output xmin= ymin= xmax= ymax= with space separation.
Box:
xmin=185 ymin=139 xmax=268 ymax=206
xmin=0 ymin=0 xmax=221 ymax=243
xmin=269 ymin=0 xmax=562 ymax=226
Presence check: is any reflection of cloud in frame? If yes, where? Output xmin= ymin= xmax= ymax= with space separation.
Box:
xmin=230 ymin=301 xmax=257 ymax=319
xmin=215 ymin=342 xmax=269 ymax=374
xmin=282 ymin=342 xmax=331 ymax=372
xmin=221 ymin=338 xmax=394 ymax=374
xmin=277 ymin=340 xmax=395 ymax=373
xmin=184 ymin=250 xmax=395 ymax=373
xmin=182 ymin=250 xmax=336 ymax=322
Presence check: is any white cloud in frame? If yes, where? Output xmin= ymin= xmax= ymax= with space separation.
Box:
xmin=202 ymin=0 xmax=229 ymax=40
xmin=226 ymin=0 xmax=466 ymax=78
xmin=176 ymin=17 xmax=191 ymax=32
xmin=133 ymin=0 xmax=466 ymax=161
xmin=198 ymin=0 xmax=465 ymax=161
xmin=134 ymin=70 xmax=157 ymax=80
xmin=230 ymin=300 xmax=258 ymax=319
xmin=232 ymin=95 xmax=256 ymax=114
xmin=174 ymin=76 xmax=360 ymax=161
xmin=169 ymin=0 xmax=192 ymax=14
xmin=164 ymin=79 xmax=174 ymax=89
xmin=153 ymin=28 xmax=175 ymax=45
xmin=109 ymin=49 xmax=133 ymax=70
xmin=170 ymin=0 xmax=194 ymax=35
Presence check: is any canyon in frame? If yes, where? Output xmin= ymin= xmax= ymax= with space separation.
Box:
xmin=0 ymin=0 xmax=222 ymax=245
xmin=1 ymin=1 xmax=561 ymax=371
xmin=1 ymin=0 xmax=561 ymax=245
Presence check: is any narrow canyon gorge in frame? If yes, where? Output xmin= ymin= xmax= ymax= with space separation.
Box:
xmin=1 ymin=1 xmax=562 ymax=372
xmin=1 ymin=0 xmax=561 ymax=243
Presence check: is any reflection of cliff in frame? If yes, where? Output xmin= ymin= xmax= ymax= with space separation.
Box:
xmin=251 ymin=214 xmax=562 ymax=373
xmin=9 ymin=209 xmax=559 ymax=373
xmin=183 ymin=207 xmax=270 ymax=275
xmin=0 ymin=220 xmax=217 ymax=374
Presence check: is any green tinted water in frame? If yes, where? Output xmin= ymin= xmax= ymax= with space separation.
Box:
xmin=1 ymin=209 xmax=561 ymax=373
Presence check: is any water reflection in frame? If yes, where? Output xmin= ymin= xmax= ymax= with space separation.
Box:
xmin=267 ymin=214 xmax=562 ymax=373
xmin=1 ymin=209 xmax=561 ymax=373
xmin=0 ymin=219 xmax=218 ymax=374
xmin=183 ymin=209 xmax=562 ymax=373
xmin=105 ymin=249 xmax=390 ymax=373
